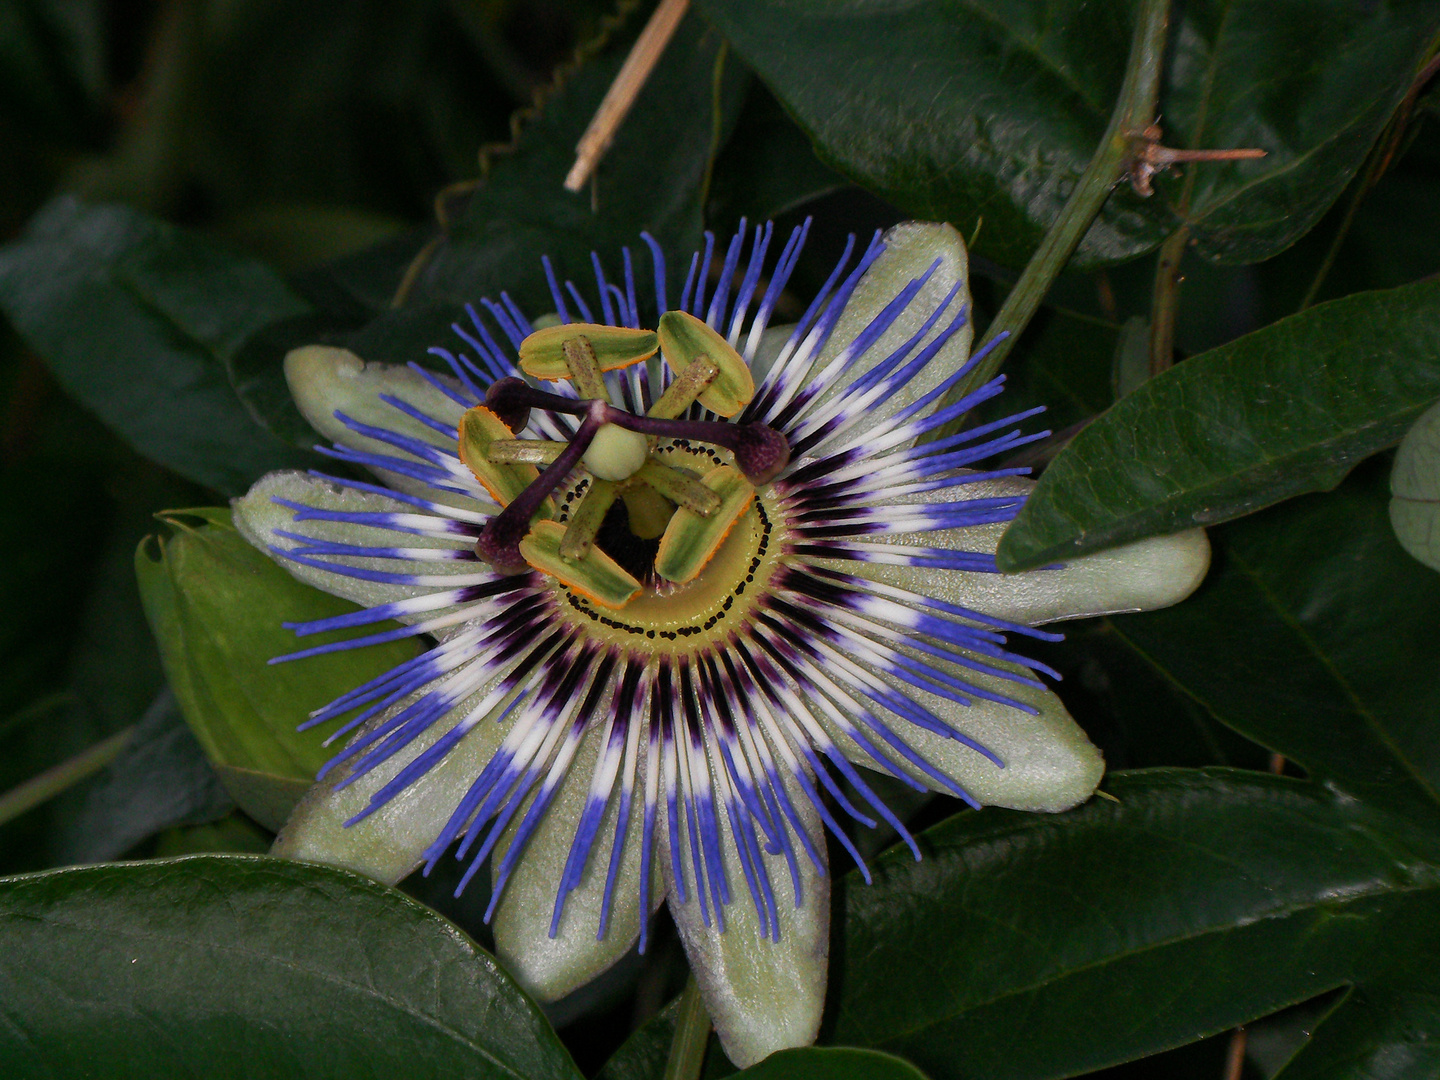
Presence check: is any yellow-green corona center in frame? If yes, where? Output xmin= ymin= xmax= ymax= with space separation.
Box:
xmin=465 ymin=318 xmax=790 ymax=611
xmin=546 ymin=443 xmax=790 ymax=655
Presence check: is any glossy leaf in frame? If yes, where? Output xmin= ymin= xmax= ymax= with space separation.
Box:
xmin=0 ymin=856 xmax=581 ymax=1080
xmin=135 ymin=507 xmax=418 ymax=830
xmin=998 ymin=280 xmax=1440 ymax=571
xmin=705 ymin=84 xmax=847 ymax=223
xmin=698 ymin=0 xmax=1440 ymax=269
xmin=829 ymin=768 xmax=1440 ymax=1080
xmin=0 ymin=197 xmax=319 ymax=494
xmin=1111 ymin=464 xmax=1440 ymax=830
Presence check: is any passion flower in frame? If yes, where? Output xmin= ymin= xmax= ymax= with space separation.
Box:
xmin=234 ymin=220 xmax=1210 ymax=1066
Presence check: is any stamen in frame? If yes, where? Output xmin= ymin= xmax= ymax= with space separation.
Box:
xmin=521 ymin=520 xmax=642 ymax=609
xmin=656 ymin=310 xmax=755 ymax=417
xmin=487 ymin=439 xmax=566 ymax=465
xmin=634 ymin=460 xmax=722 ymax=515
xmin=647 ymin=354 xmax=719 ymax=419
xmin=475 ymin=400 xmax=607 ymax=572
xmin=518 ymin=322 xmax=657 ymax=384
xmin=560 ymin=479 xmax=619 ymax=560
xmin=655 ymin=465 xmax=756 ymax=584
xmin=562 ymin=337 xmax=610 ymax=402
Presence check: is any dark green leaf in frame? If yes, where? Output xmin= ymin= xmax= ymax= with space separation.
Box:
xmin=0 ymin=197 xmax=322 ymax=494
xmin=406 ymin=10 xmax=748 ymax=333
xmin=51 ymin=690 xmax=233 ymax=864
xmin=150 ymin=811 xmax=274 ymax=858
xmin=697 ymin=0 xmax=1440 ymax=268
xmin=1275 ymin=989 xmax=1440 ymax=1080
xmin=1111 ymin=462 xmax=1440 ymax=830
xmin=830 ymin=768 xmax=1440 ymax=1080
xmin=997 ymin=279 xmax=1440 ymax=571
xmin=706 ymin=83 xmax=846 ymax=225
xmin=736 ymin=1048 xmax=929 ymax=1080
xmin=0 ymin=856 xmax=582 ymax=1080
xmin=136 ymin=508 xmax=419 ymax=830
xmin=595 ymin=997 xmax=681 ymax=1080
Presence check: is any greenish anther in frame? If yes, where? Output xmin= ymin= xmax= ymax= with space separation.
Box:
xmin=560 ymin=479 xmax=620 ymax=561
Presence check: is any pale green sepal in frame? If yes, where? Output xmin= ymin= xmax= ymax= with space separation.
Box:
xmin=661 ymin=762 xmax=828 ymax=1068
xmin=284 ymin=345 xmax=471 ymax=504
xmin=233 ymin=470 xmax=481 ymax=615
xmin=803 ymin=221 xmax=973 ymax=443
xmin=1390 ymin=398 xmax=1440 ymax=571
xmin=521 ymin=520 xmax=642 ymax=609
xmin=655 ymin=466 xmax=756 ymax=584
xmin=845 ymin=476 xmax=1211 ymax=625
xmin=657 ymin=310 xmax=755 ymax=417
xmin=491 ymin=720 xmax=665 ymax=1002
xmin=135 ymin=506 xmax=417 ymax=829
xmin=825 ymin=654 xmax=1103 ymax=812
xmin=272 ymin=681 xmax=521 ymax=884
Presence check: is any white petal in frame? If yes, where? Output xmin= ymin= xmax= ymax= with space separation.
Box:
xmin=491 ymin=719 xmax=664 ymax=1003
xmin=801 ymin=221 xmax=972 ymax=440
xmin=285 ymin=344 xmax=474 ymax=504
xmin=661 ymin=752 xmax=828 ymax=1068
xmin=233 ymin=470 xmax=484 ymax=613
xmin=852 ymin=475 xmax=1212 ymax=624
xmin=826 ymin=653 xmax=1102 ymax=813
xmin=272 ymin=679 xmax=516 ymax=885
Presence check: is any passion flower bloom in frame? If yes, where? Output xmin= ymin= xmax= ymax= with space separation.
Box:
xmin=234 ymin=220 xmax=1209 ymax=1066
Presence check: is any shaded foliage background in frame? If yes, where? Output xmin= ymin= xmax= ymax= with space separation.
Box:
xmin=0 ymin=1 xmax=1438 ymax=1079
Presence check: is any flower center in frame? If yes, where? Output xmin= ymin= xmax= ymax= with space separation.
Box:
xmin=546 ymin=443 xmax=791 ymax=657
xmin=459 ymin=316 xmax=791 ymax=614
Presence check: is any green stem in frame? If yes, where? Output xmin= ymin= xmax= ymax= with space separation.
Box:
xmin=959 ymin=0 xmax=1171 ymax=396
xmin=0 ymin=726 xmax=135 ymax=828
xmin=1148 ymin=223 xmax=1189 ymax=376
xmin=662 ymin=976 xmax=711 ymax=1080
